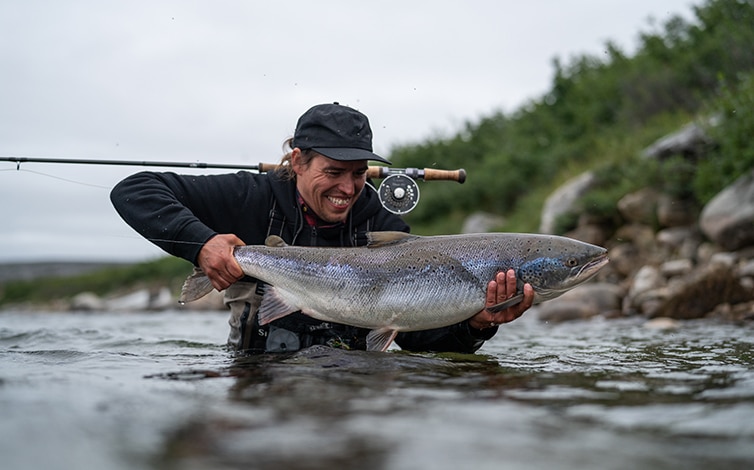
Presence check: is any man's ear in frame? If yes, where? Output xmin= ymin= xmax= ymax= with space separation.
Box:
xmin=290 ymin=148 xmax=303 ymax=176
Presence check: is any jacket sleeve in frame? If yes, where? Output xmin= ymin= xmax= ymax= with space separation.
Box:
xmin=110 ymin=171 xmax=268 ymax=264
xmin=395 ymin=322 xmax=498 ymax=354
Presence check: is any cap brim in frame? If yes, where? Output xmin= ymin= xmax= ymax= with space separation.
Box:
xmin=313 ymin=147 xmax=392 ymax=165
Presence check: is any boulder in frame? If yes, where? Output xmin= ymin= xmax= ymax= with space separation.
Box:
xmin=539 ymin=171 xmax=595 ymax=234
xmin=656 ymin=226 xmax=701 ymax=260
xmin=608 ymin=243 xmax=642 ymax=277
xmin=699 ymin=169 xmax=754 ymax=251
xmin=641 ymin=121 xmax=713 ymax=160
xmin=70 ymin=292 xmax=106 ymax=311
xmin=656 ymin=194 xmax=697 ymax=227
xmin=462 ymin=212 xmax=504 ymax=234
xmin=537 ymin=282 xmax=623 ymax=322
xmin=623 ymin=265 xmax=667 ymax=315
xmin=651 ymin=263 xmax=753 ymax=319
xmin=617 ymin=188 xmax=659 ymax=225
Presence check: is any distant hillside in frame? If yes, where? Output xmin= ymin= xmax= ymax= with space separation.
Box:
xmin=0 ymin=262 xmax=129 ymax=283
xmin=0 ymin=257 xmax=192 ymax=307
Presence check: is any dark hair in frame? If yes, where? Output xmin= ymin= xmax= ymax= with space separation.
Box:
xmin=275 ymin=138 xmax=319 ymax=180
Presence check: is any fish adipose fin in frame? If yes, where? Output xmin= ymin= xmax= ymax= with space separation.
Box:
xmin=257 ymin=284 xmax=300 ymax=325
xmin=486 ymin=293 xmax=525 ymax=313
xmin=366 ymin=327 xmax=399 ymax=352
xmin=179 ymin=267 xmax=215 ymax=303
xmin=366 ymin=231 xmax=418 ymax=248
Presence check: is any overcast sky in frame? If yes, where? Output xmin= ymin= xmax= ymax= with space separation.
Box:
xmin=0 ymin=0 xmax=696 ymax=263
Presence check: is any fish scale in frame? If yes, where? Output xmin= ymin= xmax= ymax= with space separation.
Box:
xmin=181 ymin=231 xmax=609 ymax=351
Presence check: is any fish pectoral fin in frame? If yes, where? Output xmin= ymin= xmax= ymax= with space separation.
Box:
xmin=264 ymin=235 xmax=288 ymax=247
xmin=486 ymin=293 xmax=525 ymax=313
xmin=257 ymin=285 xmax=300 ymax=325
xmin=366 ymin=328 xmax=399 ymax=352
xmin=179 ymin=267 xmax=214 ymax=303
xmin=366 ymin=231 xmax=418 ymax=248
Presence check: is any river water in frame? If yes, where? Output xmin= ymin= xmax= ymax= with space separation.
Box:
xmin=1 ymin=309 xmax=753 ymax=470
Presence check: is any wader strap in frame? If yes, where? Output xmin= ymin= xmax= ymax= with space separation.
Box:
xmin=266 ymin=199 xmax=286 ymax=239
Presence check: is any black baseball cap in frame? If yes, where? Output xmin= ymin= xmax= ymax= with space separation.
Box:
xmin=292 ymin=102 xmax=392 ymax=165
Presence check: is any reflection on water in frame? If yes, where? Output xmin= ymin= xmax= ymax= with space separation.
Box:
xmin=0 ymin=311 xmax=753 ymax=470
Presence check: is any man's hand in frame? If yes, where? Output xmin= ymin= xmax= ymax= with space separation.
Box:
xmin=197 ymin=234 xmax=245 ymax=292
xmin=468 ymin=269 xmax=534 ymax=330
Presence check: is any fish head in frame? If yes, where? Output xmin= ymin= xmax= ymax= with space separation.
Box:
xmin=516 ymin=237 xmax=609 ymax=303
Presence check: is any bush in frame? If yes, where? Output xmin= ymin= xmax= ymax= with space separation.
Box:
xmin=696 ymin=72 xmax=754 ymax=203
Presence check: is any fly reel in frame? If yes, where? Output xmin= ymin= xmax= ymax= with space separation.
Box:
xmin=377 ymin=173 xmax=420 ymax=215
xmin=367 ymin=166 xmax=465 ymax=215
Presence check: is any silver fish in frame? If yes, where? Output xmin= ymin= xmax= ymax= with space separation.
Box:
xmin=181 ymin=231 xmax=609 ymax=351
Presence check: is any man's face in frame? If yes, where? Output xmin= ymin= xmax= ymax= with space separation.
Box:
xmin=293 ymin=150 xmax=368 ymax=224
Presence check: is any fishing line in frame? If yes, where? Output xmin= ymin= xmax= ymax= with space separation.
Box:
xmin=0 ymin=167 xmax=112 ymax=190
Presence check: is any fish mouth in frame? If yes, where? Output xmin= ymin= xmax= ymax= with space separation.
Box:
xmin=577 ymin=252 xmax=609 ymax=280
xmin=535 ymin=252 xmax=609 ymax=301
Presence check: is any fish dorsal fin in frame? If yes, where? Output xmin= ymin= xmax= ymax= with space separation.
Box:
xmin=366 ymin=231 xmax=417 ymax=248
xmin=265 ymin=235 xmax=288 ymax=247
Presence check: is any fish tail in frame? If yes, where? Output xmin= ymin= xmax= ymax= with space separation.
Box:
xmin=178 ymin=267 xmax=215 ymax=304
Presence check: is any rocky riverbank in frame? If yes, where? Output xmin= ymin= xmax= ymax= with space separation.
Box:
xmin=534 ymin=121 xmax=754 ymax=324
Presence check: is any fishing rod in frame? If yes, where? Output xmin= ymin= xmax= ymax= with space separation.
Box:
xmin=1 ymin=156 xmax=466 ymax=215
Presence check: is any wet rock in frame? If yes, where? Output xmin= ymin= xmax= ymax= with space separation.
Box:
xmin=615 ymin=224 xmax=656 ymax=253
xmin=656 ymin=226 xmax=701 ymax=260
xmin=537 ymin=301 xmax=599 ymax=323
xmin=106 ymin=287 xmax=175 ymax=311
xmin=608 ymin=243 xmax=642 ymax=277
xmin=651 ymin=263 xmax=753 ymax=319
xmin=537 ymin=283 xmax=623 ymax=322
xmin=707 ymin=301 xmax=754 ymax=323
xmin=70 ymin=292 xmax=105 ymax=311
xmin=629 ymin=265 xmax=663 ymax=299
xmin=657 ymin=194 xmax=697 ymax=227
xmin=565 ymin=223 xmax=607 ymax=246
xmin=739 ymin=259 xmax=754 ymax=278
xmin=641 ymin=120 xmax=713 ymax=160
xmin=699 ymin=168 xmax=754 ymax=251
xmin=617 ymin=189 xmax=659 ymax=225
xmin=660 ymin=259 xmax=693 ymax=277
xmin=643 ymin=317 xmax=681 ymax=330
xmin=539 ymin=171 xmax=595 ymax=234
xmin=623 ymin=265 xmax=665 ymax=315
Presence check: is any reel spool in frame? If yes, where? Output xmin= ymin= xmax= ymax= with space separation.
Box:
xmin=377 ymin=173 xmax=420 ymax=215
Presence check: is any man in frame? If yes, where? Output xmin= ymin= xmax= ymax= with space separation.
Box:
xmin=111 ymin=103 xmax=533 ymax=353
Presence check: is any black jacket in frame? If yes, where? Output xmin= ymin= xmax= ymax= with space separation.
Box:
xmin=110 ymin=170 xmax=495 ymax=353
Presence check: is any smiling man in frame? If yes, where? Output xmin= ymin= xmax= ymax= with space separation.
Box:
xmin=111 ymin=103 xmax=533 ymax=353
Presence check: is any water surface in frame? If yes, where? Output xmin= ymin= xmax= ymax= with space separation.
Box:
xmin=1 ymin=310 xmax=752 ymax=470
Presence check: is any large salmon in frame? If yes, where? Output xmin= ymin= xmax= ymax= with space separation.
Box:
xmin=181 ymin=231 xmax=609 ymax=351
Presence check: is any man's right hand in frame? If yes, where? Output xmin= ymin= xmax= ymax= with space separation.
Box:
xmin=197 ymin=234 xmax=245 ymax=292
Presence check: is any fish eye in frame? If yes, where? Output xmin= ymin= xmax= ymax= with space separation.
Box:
xmin=566 ymin=257 xmax=578 ymax=267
